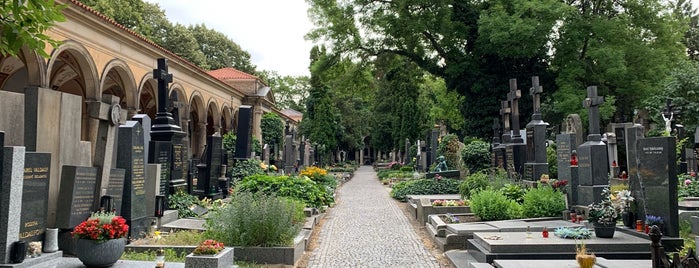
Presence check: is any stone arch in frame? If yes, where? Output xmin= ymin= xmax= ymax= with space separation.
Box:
xmin=46 ymin=40 xmax=100 ymax=142
xmin=0 ymin=47 xmax=47 ymax=91
xmin=189 ymin=92 xmax=206 ymax=159
xmin=100 ymin=59 xmax=137 ymax=111
xmin=206 ymin=98 xmax=221 ymax=136
xmin=137 ymin=72 xmax=157 ymax=119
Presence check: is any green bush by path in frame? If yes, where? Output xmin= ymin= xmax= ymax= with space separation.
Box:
xmin=470 ymin=189 xmax=520 ymax=221
xmin=204 ymin=192 xmax=304 ymax=247
xmin=522 ymin=186 xmax=566 ymax=218
xmin=460 ymin=139 xmax=491 ymax=174
xmin=459 ymin=172 xmax=489 ymax=199
xmin=235 ymin=174 xmax=333 ymax=208
xmin=390 ymin=178 xmax=461 ymax=201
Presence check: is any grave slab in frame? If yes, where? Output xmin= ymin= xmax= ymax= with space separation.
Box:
xmin=447 ymin=223 xmax=500 ymax=236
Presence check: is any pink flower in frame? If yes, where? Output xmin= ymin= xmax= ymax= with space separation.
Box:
xmin=685 ymin=179 xmax=692 ymax=186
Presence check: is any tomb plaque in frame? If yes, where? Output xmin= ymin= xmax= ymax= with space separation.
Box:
xmin=56 ymin=166 xmax=98 ymax=229
xmin=19 ymin=152 xmax=50 ymax=242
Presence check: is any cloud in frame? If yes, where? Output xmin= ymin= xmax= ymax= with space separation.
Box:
xmin=145 ymin=0 xmax=313 ymax=77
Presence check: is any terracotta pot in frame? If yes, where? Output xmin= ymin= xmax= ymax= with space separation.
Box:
xmin=576 ymin=254 xmax=596 ymax=268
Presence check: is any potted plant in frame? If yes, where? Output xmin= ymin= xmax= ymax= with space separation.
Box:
xmin=612 ymin=189 xmax=635 ymax=228
xmin=587 ymin=187 xmax=620 ymax=238
xmin=645 ymin=214 xmax=664 ymax=234
xmin=185 ymin=239 xmax=234 ymax=268
xmin=575 ymin=241 xmax=596 ymax=268
xmin=71 ymin=211 xmax=129 ymax=267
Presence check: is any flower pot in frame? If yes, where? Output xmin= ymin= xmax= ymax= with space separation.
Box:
xmin=576 ymin=254 xmax=596 ymax=268
xmin=621 ymin=211 xmax=634 ymax=228
xmin=593 ymin=223 xmax=616 ymax=238
xmin=10 ymin=241 xmax=26 ymax=264
xmin=75 ymin=238 xmax=126 ymax=267
xmin=185 ymin=247 xmax=234 ymax=268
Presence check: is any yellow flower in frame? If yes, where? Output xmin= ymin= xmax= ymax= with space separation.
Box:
xmin=260 ymin=163 xmax=268 ymax=170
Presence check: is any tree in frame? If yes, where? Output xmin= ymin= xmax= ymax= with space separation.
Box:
xmin=189 ymin=24 xmax=256 ymax=73
xmin=418 ymin=75 xmax=465 ymax=132
xmin=260 ymin=70 xmax=311 ymax=113
xmin=261 ymin=113 xmax=284 ymax=146
xmin=1 ymin=0 xmax=66 ymax=57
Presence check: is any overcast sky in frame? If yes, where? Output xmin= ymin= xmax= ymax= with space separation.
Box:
xmin=144 ymin=0 xmax=314 ymax=77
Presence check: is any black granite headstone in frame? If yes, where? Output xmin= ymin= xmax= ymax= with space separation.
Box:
xmin=196 ymin=134 xmax=223 ymax=198
xmin=235 ymin=106 xmax=253 ymax=159
xmin=106 ymin=168 xmax=125 ymax=215
xmin=576 ymin=86 xmax=609 ymax=205
xmin=19 ymin=152 xmax=50 ymax=242
xmin=636 ymin=137 xmax=678 ymax=237
xmin=56 ymin=166 xmax=98 ymax=229
xmin=116 ymin=121 xmax=149 ymax=239
xmin=523 ymin=76 xmax=549 ymax=181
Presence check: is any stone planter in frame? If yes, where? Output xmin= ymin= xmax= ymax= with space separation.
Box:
xmin=75 ymin=238 xmax=126 ymax=267
xmin=593 ymin=223 xmax=616 ymax=238
xmin=185 ymin=247 xmax=234 ymax=268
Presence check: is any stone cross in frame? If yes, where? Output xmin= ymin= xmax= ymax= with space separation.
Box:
xmin=507 ymin=79 xmax=522 ymax=137
xmin=500 ymin=100 xmax=511 ymax=132
xmin=530 ymin=76 xmax=542 ymax=114
xmin=583 ymin=86 xmax=605 ymax=141
xmin=153 ymin=58 xmax=173 ymax=115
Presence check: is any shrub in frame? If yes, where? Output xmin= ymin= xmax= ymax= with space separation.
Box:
xmin=390 ymin=179 xmax=461 ymax=201
xmin=501 ymin=183 xmax=526 ymax=204
xmin=470 ymin=189 xmax=513 ymax=221
xmin=400 ymin=166 xmax=413 ymax=172
xmin=507 ymin=200 xmax=524 ymax=219
xmin=459 ymin=172 xmax=489 ymax=199
xmin=169 ymin=190 xmax=200 ymax=218
xmin=522 ymin=186 xmax=566 ymax=218
xmin=437 ymin=134 xmax=463 ymax=171
xmin=228 ymin=158 xmax=264 ymax=183
xmin=204 ymin=192 xmax=304 ymax=247
xmin=236 ymin=174 xmax=333 ymax=208
xmin=546 ymin=144 xmax=558 ymax=179
xmin=461 ymin=139 xmax=491 ymax=174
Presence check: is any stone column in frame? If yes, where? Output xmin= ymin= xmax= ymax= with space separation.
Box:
xmin=197 ymin=122 xmax=207 ymax=159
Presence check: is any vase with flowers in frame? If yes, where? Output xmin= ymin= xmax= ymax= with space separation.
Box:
xmin=645 ymin=214 xmax=664 ymax=234
xmin=71 ymin=211 xmax=129 ymax=267
xmin=612 ymin=189 xmax=635 ymax=228
xmin=587 ymin=187 xmax=620 ymax=238
xmin=185 ymin=239 xmax=233 ymax=267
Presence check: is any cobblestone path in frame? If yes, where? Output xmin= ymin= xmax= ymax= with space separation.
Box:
xmin=307 ymin=166 xmax=442 ymax=268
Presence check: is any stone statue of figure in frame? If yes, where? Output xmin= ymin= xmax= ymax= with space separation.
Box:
xmin=433 ymin=155 xmax=448 ymax=172
xmin=662 ymin=111 xmax=673 ymax=135
xmin=565 ymin=114 xmax=583 ymax=148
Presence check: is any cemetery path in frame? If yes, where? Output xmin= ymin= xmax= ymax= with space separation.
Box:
xmin=305 ymin=166 xmax=446 ymax=268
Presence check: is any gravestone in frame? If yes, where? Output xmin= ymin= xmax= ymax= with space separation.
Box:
xmin=556 ymin=133 xmax=578 ymax=205
xmin=605 ymin=132 xmax=620 ymax=178
xmin=506 ymin=79 xmax=527 ymax=178
xmin=577 ymin=86 xmax=609 ymax=206
xmin=687 ymin=148 xmax=697 ymax=173
xmin=106 ymin=168 xmax=125 ymax=214
xmin=235 ymin=106 xmax=253 ymax=159
xmin=132 ymin=114 xmax=152 ymax=166
xmin=609 ymin=122 xmax=633 ymax=177
xmin=501 ymin=100 xmax=512 ymax=143
xmin=55 ymin=166 xmax=98 ymax=229
xmin=88 ymin=94 xmax=124 ymax=210
xmin=626 ymin=123 xmax=645 ymax=205
xmin=523 ymin=76 xmax=549 ymax=182
xmin=635 ymin=137 xmax=679 ymax=237
xmin=492 ymin=118 xmax=506 ymax=170
xmin=0 ymin=146 xmax=24 ymax=264
xmin=20 ymin=152 xmax=50 ymax=242
xmin=116 ymin=121 xmax=149 ymax=239
xmin=195 ymin=134 xmax=223 ymax=199
xmin=145 ymin=164 xmax=161 ymax=218
xmin=429 ymin=128 xmax=439 ymax=168
xmin=148 ymin=58 xmax=187 ymax=204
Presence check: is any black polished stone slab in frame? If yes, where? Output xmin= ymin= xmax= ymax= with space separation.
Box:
xmin=106 ymin=168 xmax=125 ymax=215
xmin=577 ymin=140 xmax=608 ymax=186
xmin=117 ymin=121 xmax=147 ymax=239
xmin=149 ymin=141 xmax=171 ymax=196
xmin=56 ymin=166 xmax=98 ymax=229
xmin=20 ymin=152 xmax=50 ymax=242
xmin=636 ymin=137 xmax=678 ymax=237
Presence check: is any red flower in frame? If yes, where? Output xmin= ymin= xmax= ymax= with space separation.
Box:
xmin=71 ymin=212 xmax=129 ymax=242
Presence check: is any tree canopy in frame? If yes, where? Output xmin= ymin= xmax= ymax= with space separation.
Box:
xmin=1 ymin=0 xmax=66 ymax=57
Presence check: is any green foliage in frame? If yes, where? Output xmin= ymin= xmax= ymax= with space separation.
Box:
xmin=229 ymin=159 xmax=264 ymax=183
xmin=470 ymin=189 xmax=517 ymax=221
xmin=680 ymin=220 xmax=695 ymax=256
xmin=437 ymin=134 xmax=463 ymax=171
xmin=399 ymin=166 xmax=414 ymax=172
xmin=204 ymin=192 xmax=304 ymax=247
xmin=1 ymin=0 xmax=66 ymax=57
xmin=522 ymin=186 xmax=567 ymax=218
xmin=260 ymin=71 xmax=311 ymax=113
xmin=461 ymin=140 xmax=491 ymax=174
xmin=235 ymin=174 xmax=333 ymax=208
xmin=418 ymin=76 xmax=465 ymax=131
xmin=223 ymin=132 xmax=236 ymax=155
xmin=678 ymin=173 xmax=699 ymax=200
xmin=459 ymin=172 xmax=490 ymax=199
xmin=261 ymin=113 xmax=284 ymax=146
xmin=546 ymin=143 xmax=558 ymax=179
xmin=168 ymin=190 xmax=200 ymax=219
xmin=377 ymin=170 xmax=415 ymax=180
xmin=251 ymin=137 xmax=262 ymax=156
xmin=553 ymin=227 xmax=592 ymax=239
xmin=122 ymin=248 xmax=188 ymax=262
xmin=390 ymin=179 xmax=461 ymax=202
xmin=189 ymin=23 xmax=256 ymax=73
xmin=501 ymin=183 xmax=526 ymax=204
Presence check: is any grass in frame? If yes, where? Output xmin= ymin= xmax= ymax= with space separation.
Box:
xmin=150 ymin=230 xmax=206 ymax=245
xmin=121 ymin=248 xmax=188 ymax=262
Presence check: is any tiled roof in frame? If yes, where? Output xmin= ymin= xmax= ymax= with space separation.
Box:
xmin=208 ymin=67 xmax=260 ymax=81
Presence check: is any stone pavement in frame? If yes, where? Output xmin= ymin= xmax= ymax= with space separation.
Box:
xmin=306 ymin=166 xmax=442 ymax=268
